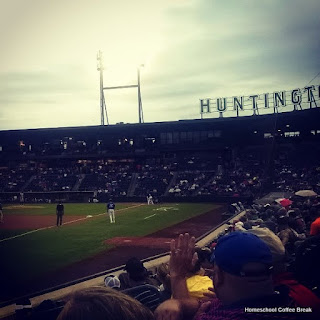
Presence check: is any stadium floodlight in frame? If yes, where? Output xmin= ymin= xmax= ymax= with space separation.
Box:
xmin=97 ymin=51 xmax=145 ymax=125
xmin=97 ymin=50 xmax=108 ymax=126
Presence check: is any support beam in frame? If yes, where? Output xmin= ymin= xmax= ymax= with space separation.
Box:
xmin=103 ymin=85 xmax=138 ymax=90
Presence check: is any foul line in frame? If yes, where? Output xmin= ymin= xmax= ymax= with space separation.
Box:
xmin=144 ymin=214 xmax=156 ymax=220
xmin=0 ymin=204 xmax=145 ymax=243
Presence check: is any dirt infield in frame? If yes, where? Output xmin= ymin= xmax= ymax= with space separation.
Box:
xmin=106 ymin=237 xmax=173 ymax=248
xmin=0 ymin=215 xmax=85 ymax=230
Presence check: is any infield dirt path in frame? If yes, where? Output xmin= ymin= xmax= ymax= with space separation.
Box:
xmin=2 ymin=205 xmax=226 ymax=302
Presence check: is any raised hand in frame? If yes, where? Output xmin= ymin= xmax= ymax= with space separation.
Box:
xmin=169 ymin=233 xmax=198 ymax=278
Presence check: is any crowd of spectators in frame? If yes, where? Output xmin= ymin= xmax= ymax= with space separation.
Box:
xmin=26 ymin=168 xmax=79 ymax=192
xmin=168 ymin=171 xmax=215 ymax=197
xmin=79 ymin=164 xmax=132 ymax=197
xmin=1 ymin=149 xmax=319 ymax=205
xmin=133 ymin=164 xmax=174 ymax=198
xmin=0 ymin=167 xmax=35 ymax=192
xmin=272 ymin=165 xmax=320 ymax=195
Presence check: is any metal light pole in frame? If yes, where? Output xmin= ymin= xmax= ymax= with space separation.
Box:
xmin=97 ymin=51 xmax=109 ymax=125
xmin=137 ymin=64 xmax=144 ymax=124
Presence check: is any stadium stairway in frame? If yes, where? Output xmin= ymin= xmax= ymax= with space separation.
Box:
xmin=72 ymin=174 xmax=85 ymax=191
xmin=164 ymin=172 xmax=178 ymax=196
xmin=21 ymin=175 xmax=36 ymax=192
xmin=127 ymin=173 xmax=138 ymax=197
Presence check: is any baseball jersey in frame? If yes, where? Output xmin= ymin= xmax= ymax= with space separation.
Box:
xmin=107 ymin=202 xmax=115 ymax=210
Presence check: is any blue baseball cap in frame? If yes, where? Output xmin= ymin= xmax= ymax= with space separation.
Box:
xmin=210 ymin=232 xmax=273 ymax=277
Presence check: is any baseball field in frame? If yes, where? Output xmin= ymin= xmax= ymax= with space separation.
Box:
xmin=0 ymin=202 xmax=224 ymax=304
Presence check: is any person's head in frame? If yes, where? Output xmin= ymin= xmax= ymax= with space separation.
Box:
xmin=277 ymin=207 xmax=287 ymax=216
xmin=265 ymin=208 xmax=274 ymax=217
xmin=124 ymin=258 xmax=148 ymax=281
xmin=156 ymin=263 xmax=171 ymax=292
xmin=277 ymin=215 xmax=289 ymax=229
xmin=194 ymin=247 xmax=212 ymax=272
xmin=288 ymin=209 xmax=297 ymax=218
xmin=57 ymin=286 xmax=154 ymax=320
xmin=247 ymin=228 xmax=286 ymax=274
xmin=104 ymin=275 xmax=121 ymax=290
xmin=211 ymin=232 xmax=273 ymax=305
xmin=245 ymin=209 xmax=257 ymax=220
xmin=239 ymin=215 xmax=248 ymax=223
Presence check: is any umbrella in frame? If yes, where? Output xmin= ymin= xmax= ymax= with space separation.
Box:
xmin=275 ymin=198 xmax=285 ymax=204
xmin=295 ymin=190 xmax=317 ymax=197
xmin=280 ymin=198 xmax=293 ymax=207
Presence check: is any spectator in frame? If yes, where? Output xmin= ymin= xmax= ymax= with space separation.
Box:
xmin=119 ymin=258 xmax=158 ymax=290
xmin=277 ymin=216 xmax=305 ymax=254
xmin=155 ymin=232 xmax=300 ymax=320
xmin=104 ymin=275 xmax=121 ymax=290
xmin=156 ymin=263 xmax=171 ymax=301
xmin=183 ymin=247 xmax=213 ymax=299
xmin=310 ymin=209 xmax=320 ymax=236
xmin=195 ymin=247 xmax=213 ymax=275
xmin=247 ymin=227 xmax=320 ymax=314
xmin=294 ymin=235 xmax=320 ymax=297
xmin=57 ymin=286 xmax=154 ymax=320
xmin=288 ymin=209 xmax=306 ymax=234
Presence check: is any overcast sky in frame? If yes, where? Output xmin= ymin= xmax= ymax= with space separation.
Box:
xmin=0 ymin=0 xmax=319 ymax=130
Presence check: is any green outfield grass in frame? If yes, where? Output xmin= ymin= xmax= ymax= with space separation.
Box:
xmin=0 ymin=202 xmax=221 ymax=295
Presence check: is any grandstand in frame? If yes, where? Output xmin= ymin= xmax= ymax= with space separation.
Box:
xmin=0 ymin=108 xmax=319 ymax=202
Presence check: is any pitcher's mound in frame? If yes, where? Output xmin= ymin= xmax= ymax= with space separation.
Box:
xmin=105 ymin=236 xmax=172 ymax=249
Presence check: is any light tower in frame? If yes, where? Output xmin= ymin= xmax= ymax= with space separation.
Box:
xmin=97 ymin=51 xmax=108 ymax=125
xmin=97 ymin=51 xmax=144 ymax=125
xmin=137 ymin=64 xmax=144 ymax=123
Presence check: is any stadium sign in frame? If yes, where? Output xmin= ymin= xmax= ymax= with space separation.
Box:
xmin=200 ymin=85 xmax=320 ymax=118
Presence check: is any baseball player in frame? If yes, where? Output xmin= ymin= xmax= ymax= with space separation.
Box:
xmin=56 ymin=201 xmax=64 ymax=226
xmin=147 ymin=194 xmax=154 ymax=205
xmin=107 ymin=200 xmax=116 ymax=223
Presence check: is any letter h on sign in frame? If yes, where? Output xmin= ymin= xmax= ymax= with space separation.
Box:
xmin=200 ymin=99 xmax=211 ymax=114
